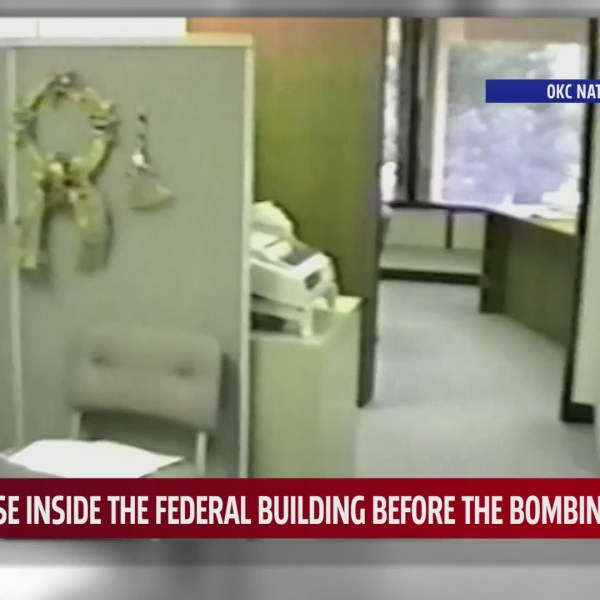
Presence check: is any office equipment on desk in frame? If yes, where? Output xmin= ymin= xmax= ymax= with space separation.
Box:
xmin=251 ymin=201 xmax=339 ymax=337
xmin=2 ymin=325 xmax=223 ymax=478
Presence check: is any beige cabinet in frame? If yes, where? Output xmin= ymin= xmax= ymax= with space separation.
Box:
xmin=250 ymin=297 xmax=361 ymax=478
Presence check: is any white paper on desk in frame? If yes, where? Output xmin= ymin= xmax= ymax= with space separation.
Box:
xmin=7 ymin=439 xmax=184 ymax=478
xmin=529 ymin=206 xmax=577 ymax=221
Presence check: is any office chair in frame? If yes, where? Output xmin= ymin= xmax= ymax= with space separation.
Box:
xmin=66 ymin=324 xmax=222 ymax=478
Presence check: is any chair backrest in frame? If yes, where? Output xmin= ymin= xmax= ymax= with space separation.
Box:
xmin=66 ymin=325 xmax=222 ymax=436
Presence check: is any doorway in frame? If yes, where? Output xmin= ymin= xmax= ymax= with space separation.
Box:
xmin=362 ymin=17 xmax=599 ymax=477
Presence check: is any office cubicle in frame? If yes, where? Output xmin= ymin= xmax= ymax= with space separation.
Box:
xmin=0 ymin=37 xmax=254 ymax=477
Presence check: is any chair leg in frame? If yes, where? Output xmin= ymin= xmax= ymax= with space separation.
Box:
xmin=69 ymin=414 xmax=81 ymax=439
xmin=194 ymin=433 xmax=208 ymax=477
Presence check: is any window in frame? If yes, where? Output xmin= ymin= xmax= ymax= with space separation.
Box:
xmin=381 ymin=18 xmax=401 ymax=204
xmin=432 ymin=19 xmax=589 ymax=209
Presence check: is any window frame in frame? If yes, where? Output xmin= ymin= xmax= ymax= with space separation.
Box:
xmin=430 ymin=20 xmax=590 ymax=207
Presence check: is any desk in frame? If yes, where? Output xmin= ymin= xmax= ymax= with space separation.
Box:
xmin=479 ymin=205 xmax=578 ymax=346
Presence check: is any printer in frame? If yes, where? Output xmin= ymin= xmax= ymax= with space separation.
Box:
xmin=251 ymin=201 xmax=338 ymax=337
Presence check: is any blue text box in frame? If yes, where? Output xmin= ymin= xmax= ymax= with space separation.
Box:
xmin=486 ymin=80 xmax=600 ymax=104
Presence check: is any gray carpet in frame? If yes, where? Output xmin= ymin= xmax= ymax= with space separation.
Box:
xmin=357 ymin=281 xmax=599 ymax=477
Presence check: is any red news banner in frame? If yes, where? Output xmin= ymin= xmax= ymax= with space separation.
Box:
xmin=2 ymin=479 xmax=600 ymax=539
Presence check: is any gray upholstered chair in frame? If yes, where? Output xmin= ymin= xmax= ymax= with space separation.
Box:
xmin=66 ymin=325 xmax=222 ymax=478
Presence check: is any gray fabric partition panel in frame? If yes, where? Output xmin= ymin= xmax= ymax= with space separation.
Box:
xmin=573 ymin=140 xmax=600 ymax=409
xmin=0 ymin=48 xmax=16 ymax=452
xmin=573 ymin=31 xmax=600 ymax=411
xmin=4 ymin=40 xmax=253 ymax=477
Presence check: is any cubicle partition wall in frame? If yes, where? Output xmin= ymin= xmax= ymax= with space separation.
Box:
xmin=0 ymin=38 xmax=254 ymax=477
xmin=0 ymin=53 xmax=15 ymax=451
xmin=571 ymin=95 xmax=600 ymax=414
xmin=565 ymin=20 xmax=598 ymax=422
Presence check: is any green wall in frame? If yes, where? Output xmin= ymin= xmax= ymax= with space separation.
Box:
xmin=191 ymin=19 xmax=386 ymax=404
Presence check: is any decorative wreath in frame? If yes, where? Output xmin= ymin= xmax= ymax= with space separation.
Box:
xmin=9 ymin=71 xmax=119 ymax=273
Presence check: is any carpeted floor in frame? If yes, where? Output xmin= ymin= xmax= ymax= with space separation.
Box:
xmin=357 ymin=281 xmax=599 ymax=477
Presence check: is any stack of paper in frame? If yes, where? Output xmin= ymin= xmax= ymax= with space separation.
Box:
xmin=7 ymin=439 xmax=184 ymax=478
xmin=530 ymin=206 xmax=577 ymax=221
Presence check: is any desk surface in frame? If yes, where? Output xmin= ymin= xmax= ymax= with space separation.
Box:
xmin=488 ymin=204 xmax=577 ymax=237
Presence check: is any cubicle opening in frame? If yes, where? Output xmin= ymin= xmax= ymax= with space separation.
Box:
xmin=364 ymin=17 xmax=600 ymax=478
